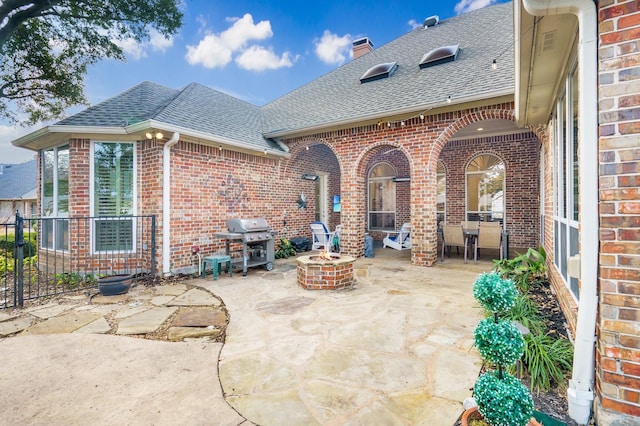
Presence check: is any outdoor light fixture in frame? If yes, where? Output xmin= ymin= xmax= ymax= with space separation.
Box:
xmin=492 ymin=59 xmax=497 ymax=70
xmin=392 ymin=176 xmax=411 ymax=182
xmin=302 ymin=174 xmax=319 ymax=181
xmin=145 ymin=131 xmax=164 ymax=140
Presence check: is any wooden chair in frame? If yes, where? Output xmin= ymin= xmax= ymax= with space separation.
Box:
xmin=441 ymin=224 xmax=468 ymax=263
xmin=474 ymin=223 xmax=503 ymax=264
xmin=383 ymin=223 xmax=411 ymax=250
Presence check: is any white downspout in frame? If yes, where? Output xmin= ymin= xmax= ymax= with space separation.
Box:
xmin=521 ymin=1 xmax=598 ymax=424
xmin=162 ymin=132 xmax=180 ymax=276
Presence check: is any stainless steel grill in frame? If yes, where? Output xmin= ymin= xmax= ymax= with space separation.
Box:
xmin=214 ymin=218 xmax=276 ymax=276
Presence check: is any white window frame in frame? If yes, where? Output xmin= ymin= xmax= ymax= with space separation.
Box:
xmin=90 ymin=141 xmax=137 ymax=254
xmin=367 ymin=162 xmax=397 ymax=231
xmin=40 ymin=145 xmax=69 ymax=251
xmin=552 ymin=59 xmax=580 ymax=301
xmin=437 ymin=160 xmax=446 ymax=225
xmin=465 ymin=153 xmax=505 ymax=225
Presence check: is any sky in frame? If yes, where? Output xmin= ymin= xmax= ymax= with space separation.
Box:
xmin=1 ymin=0 xmax=508 ymax=164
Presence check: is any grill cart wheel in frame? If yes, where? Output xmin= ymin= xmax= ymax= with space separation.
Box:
xmin=265 ymin=262 xmax=274 ymax=271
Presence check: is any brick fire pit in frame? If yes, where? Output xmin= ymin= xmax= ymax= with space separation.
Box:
xmin=296 ymin=253 xmax=355 ymax=290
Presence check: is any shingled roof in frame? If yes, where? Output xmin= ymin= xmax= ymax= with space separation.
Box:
xmin=13 ymin=2 xmax=513 ymax=153
xmin=0 ymin=160 xmax=37 ymax=200
xmin=261 ymin=2 xmax=514 ymax=135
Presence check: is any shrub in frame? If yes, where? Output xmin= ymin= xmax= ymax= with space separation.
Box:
xmin=473 ymin=272 xmax=518 ymax=314
xmin=275 ymin=238 xmax=297 ymax=259
xmin=474 ymin=371 xmax=534 ymax=426
xmin=522 ymin=332 xmax=574 ymax=393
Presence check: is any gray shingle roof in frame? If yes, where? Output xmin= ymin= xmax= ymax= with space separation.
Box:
xmin=0 ymin=160 xmax=37 ymax=199
xmin=29 ymin=2 xmax=513 ymax=152
xmin=262 ymin=2 xmax=514 ymax=134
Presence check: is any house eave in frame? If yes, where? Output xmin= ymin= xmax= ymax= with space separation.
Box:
xmin=263 ymin=90 xmax=514 ymax=139
xmin=514 ymin=0 xmax=579 ymax=127
xmin=12 ymin=120 xmax=289 ymax=158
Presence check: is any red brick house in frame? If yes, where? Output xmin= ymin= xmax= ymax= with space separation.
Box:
xmin=12 ymin=1 xmax=639 ymax=423
xmin=515 ymin=0 xmax=639 ymax=424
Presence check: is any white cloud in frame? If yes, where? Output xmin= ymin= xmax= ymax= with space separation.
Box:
xmin=186 ymin=13 xmax=279 ymax=70
xmin=0 ymin=124 xmax=39 ymax=164
xmin=222 ymin=14 xmax=272 ymax=50
xmin=408 ymin=19 xmax=423 ymax=30
xmin=454 ymin=0 xmax=498 ymax=15
xmin=186 ymin=33 xmax=233 ymax=68
xmin=314 ymin=30 xmax=352 ymax=65
xmin=235 ymin=45 xmax=296 ymax=71
xmin=149 ymin=28 xmax=174 ymax=52
xmin=114 ymin=37 xmax=147 ymax=60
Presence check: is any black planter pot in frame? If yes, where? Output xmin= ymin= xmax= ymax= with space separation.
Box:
xmin=97 ymin=274 xmax=133 ymax=296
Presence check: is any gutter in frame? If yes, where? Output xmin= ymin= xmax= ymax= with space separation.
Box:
xmin=521 ymin=1 xmax=598 ymax=424
xmin=263 ymin=88 xmax=514 ymax=138
xmin=162 ymin=132 xmax=180 ymax=276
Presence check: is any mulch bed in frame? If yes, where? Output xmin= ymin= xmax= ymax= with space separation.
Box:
xmin=454 ymin=281 xmax=591 ymax=426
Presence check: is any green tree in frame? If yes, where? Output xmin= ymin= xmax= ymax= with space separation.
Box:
xmin=0 ymin=0 xmax=183 ymax=124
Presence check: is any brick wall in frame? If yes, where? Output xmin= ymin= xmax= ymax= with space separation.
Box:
xmin=596 ymin=0 xmax=640 ymax=419
xmin=283 ymin=103 xmax=538 ymax=264
xmin=439 ymin=132 xmax=540 ymax=249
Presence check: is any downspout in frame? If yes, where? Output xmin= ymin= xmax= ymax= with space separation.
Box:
xmin=162 ymin=132 xmax=180 ymax=276
xmin=521 ymin=1 xmax=598 ymax=424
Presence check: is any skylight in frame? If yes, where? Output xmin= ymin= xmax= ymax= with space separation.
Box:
xmin=360 ymin=62 xmax=398 ymax=83
xmin=419 ymin=45 xmax=459 ymax=69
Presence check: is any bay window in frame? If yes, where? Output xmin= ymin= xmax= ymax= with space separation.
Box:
xmin=92 ymin=142 xmax=136 ymax=252
xmin=41 ymin=145 xmax=69 ymax=250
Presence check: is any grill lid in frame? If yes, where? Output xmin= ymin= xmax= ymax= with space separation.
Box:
xmin=227 ymin=218 xmax=270 ymax=233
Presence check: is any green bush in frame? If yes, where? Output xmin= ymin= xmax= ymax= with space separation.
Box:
xmin=474 ymin=371 xmax=534 ymax=426
xmin=522 ymin=332 xmax=574 ymax=393
xmin=501 ymin=294 xmax=545 ymax=335
xmin=493 ymin=246 xmax=547 ymax=293
xmin=0 ymin=231 xmax=37 ymax=257
xmin=275 ymin=238 xmax=297 ymax=259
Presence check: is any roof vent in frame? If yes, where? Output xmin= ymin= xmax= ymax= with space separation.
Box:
xmin=423 ymin=15 xmax=439 ymax=28
xmin=419 ymin=44 xmax=459 ymax=69
xmin=360 ymin=62 xmax=398 ymax=83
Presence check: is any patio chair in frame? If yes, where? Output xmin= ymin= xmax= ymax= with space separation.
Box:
xmin=310 ymin=221 xmax=333 ymax=251
xmin=441 ymin=224 xmax=468 ymax=263
xmin=462 ymin=221 xmax=480 ymax=232
xmin=382 ymin=223 xmax=411 ymax=251
xmin=474 ymin=223 xmax=503 ymax=264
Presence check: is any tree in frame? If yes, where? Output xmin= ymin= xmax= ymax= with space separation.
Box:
xmin=0 ymin=0 xmax=183 ymax=125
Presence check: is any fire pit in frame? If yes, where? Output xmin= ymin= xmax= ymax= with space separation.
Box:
xmin=296 ymin=252 xmax=355 ymax=290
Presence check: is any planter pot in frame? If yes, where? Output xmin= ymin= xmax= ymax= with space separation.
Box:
xmin=461 ymin=406 xmax=543 ymax=426
xmin=97 ymin=274 xmax=133 ymax=296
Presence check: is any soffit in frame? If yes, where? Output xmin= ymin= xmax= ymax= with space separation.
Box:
xmin=515 ymin=4 xmax=578 ymax=126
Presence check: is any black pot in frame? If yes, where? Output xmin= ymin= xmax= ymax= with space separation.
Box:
xmin=97 ymin=274 xmax=133 ymax=296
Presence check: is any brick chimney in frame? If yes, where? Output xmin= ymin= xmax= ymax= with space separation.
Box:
xmin=352 ymin=37 xmax=373 ymax=59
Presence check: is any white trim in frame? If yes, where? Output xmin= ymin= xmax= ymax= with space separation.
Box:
xmin=89 ymin=141 xmax=138 ymax=255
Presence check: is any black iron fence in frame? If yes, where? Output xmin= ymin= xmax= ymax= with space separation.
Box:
xmin=1 ymin=212 xmax=156 ymax=309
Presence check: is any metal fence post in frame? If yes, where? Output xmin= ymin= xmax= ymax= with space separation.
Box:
xmin=14 ymin=210 xmax=24 ymax=308
xmin=150 ymin=215 xmax=156 ymax=277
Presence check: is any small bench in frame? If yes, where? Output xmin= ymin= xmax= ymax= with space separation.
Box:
xmin=201 ymin=255 xmax=232 ymax=281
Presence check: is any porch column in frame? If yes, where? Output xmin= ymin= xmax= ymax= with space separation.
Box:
xmin=411 ymin=163 xmax=439 ymax=266
xmin=339 ymin=170 xmax=365 ymax=258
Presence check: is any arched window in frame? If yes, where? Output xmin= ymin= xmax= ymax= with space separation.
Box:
xmin=466 ymin=154 xmax=504 ymax=223
xmin=437 ymin=161 xmax=446 ymax=226
xmin=368 ymin=163 xmax=396 ymax=231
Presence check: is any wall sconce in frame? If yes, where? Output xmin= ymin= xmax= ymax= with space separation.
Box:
xmin=302 ymin=173 xmax=319 ymax=181
xmin=392 ymin=176 xmax=411 ymax=182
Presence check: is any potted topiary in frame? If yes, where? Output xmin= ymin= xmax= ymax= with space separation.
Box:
xmin=462 ymin=272 xmax=541 ymax=426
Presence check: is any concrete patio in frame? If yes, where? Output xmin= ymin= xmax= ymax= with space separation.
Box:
xmin=0 ymin=247 xmax=493 ymax=425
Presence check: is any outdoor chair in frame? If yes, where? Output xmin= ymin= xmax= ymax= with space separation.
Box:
xmin=474 ymin=222 xmax=503 ymax=264
xmin=310 ymin=221 xmax=333 ymax=251
xmin=441 ymin=224 xmax=468 ymax=263
xmin=462 ymin=221 xmax=480 ymax=232
xmin=382 ymin=223 xmax=411 ymax=251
